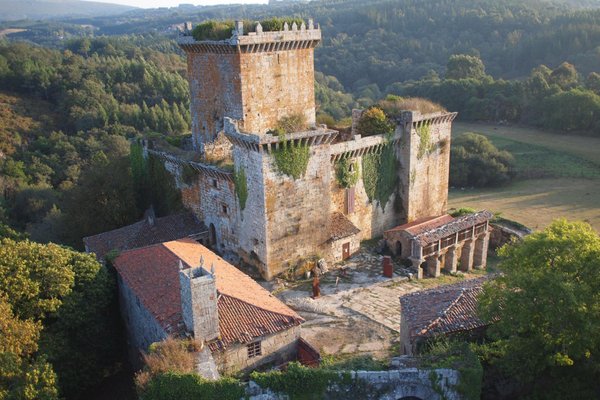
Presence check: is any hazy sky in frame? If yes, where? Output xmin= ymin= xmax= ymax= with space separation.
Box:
xmin=85 ymin=0 xmax=267 ymax=8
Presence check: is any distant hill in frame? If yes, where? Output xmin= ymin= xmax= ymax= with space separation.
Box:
xmin=0 ymin=0 xmax=137 ymax=22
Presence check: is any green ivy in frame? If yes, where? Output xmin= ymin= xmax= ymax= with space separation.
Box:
xmin=251 ymin=362 xmax=352 ymax=400
xmin=335 ymin=158 xmax=360 ymax=188
xmin=273 ymin=139 xmax=310 ymax=180
xmin=233 ymin=166 xmax=248 ymax=210
xmin=417 ymin=123 xmax=433 ymax=159
xmin=139 ymin=372 xmax=244 ymax=400
xmin=181 ymin=164 xmax=199 ymax=185
xmin=362 ymin=153 xmax=379 ymax=202
xmin=361 ymin=142 xmax=398 ymax=210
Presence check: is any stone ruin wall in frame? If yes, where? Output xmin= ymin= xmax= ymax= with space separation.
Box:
xmin=212 ymin=326 xmax=301 ymax=376
xmin=231 ymin=146 xmax=270 ymax=276
xmin=261 ymin=144 xmax=332 ymax=278
xmin=399 ymin=117 xmax=453 ymax=223
xmin=238 ymin=48 xmax=316 ymax=134
xmin=188 ymin=52 xmax=243 ymax=150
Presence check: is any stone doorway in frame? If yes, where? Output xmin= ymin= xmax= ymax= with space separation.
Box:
xmin=342 ymin=242 xmax=350 ymax=260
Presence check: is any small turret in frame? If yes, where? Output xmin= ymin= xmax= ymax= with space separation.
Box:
xmin=179 ymin=258 xmax=220 ymax=342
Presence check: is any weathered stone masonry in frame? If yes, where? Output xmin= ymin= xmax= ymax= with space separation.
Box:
xmin=164 ymin=20 xmax=459 ymax=279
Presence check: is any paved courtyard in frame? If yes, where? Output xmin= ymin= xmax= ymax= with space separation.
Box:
xmin=267 ymin=246 xmax=485 ymax=360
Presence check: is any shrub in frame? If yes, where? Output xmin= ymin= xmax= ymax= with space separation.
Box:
xmin=260 ymin=17 xmax=305 ymax=32
xmin=378 ymin=96 xmax=447 ymax=117
xmin=277 ymin=113 xmax=307 ymax=134
xmin=357 ymin=107 xmax=394 ymax=137
xmin=450 ymin=133 xmax=515 ymax=187
xmin=135 ymin=338 xmax=197 ymax=391
xmin=192 ymin=20 xmax=236 ymax=41
xmin=362 ymin=142 xmax=398 ymax=209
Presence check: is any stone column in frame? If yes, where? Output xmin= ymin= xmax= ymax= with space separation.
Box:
xmin=473 ymin=232 xmax=490 ymax=269
xmin=410 ymin=258 xmax=424 ymax=279
xmin=444 ymin=247 xmax=458 ymax=274
xmin=426 ymin=255 xmax=441 ymax=278
xmin=459 ymin=240 xmax=475 ymax=272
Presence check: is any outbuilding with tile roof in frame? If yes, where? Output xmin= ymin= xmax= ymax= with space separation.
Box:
xmin=399 ymin=277 xmax=489 ymax=355
xmin=113 ymin=238 xmax=314 ymax=377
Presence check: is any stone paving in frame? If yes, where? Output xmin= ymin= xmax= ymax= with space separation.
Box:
xmin=270 ymin=246 xmax=483 ymax=359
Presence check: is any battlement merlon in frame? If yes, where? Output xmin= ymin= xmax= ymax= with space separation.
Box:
xmin=177 ymin=19 xmax=321 ymax=54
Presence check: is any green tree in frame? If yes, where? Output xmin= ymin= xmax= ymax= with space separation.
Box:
xmin=450 ymin=133 xmax=515 ymax=187
xmin=356 ymin=107 xmax=394 ymax=137
xmin=479 ymin=220 xmax=600 ymax=384
xmin=0 ymin=239 xmax=120 ymax=398
xmin=446 ymin=55 xmax=486 ymax=81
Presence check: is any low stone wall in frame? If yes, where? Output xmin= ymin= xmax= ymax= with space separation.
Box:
xmin=489 ymin=223 xmax=530 ymax=252
xmin=246 ymin=367 xmax=461 ymax=400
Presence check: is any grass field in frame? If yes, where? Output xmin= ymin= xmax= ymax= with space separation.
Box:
xmin=449 ymin=122 xmax=600 ymax=232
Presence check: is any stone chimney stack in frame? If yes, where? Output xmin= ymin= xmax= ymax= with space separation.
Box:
xmin=178 ymin=258 xmax=220 ymax=342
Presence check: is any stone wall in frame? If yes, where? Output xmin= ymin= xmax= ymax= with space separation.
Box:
xmin=247 ymin=367 xmax=462 ymax=400
xmin=329 ymin=234 xmax=361 ymax=263
xmin=261 ymin=144 xmax=332 ymax=278
xmin=187 ymin=52 xmax=243 ymax=151
xmin=231 ymin=146 xmax=269 ymax=276
xmin=117 ymin=275 xmax=167 ymax=369
xmin=398 ymin=112 xmax=455 ymax=223
xmin=238 ymin=48 xmax=316 ymax=134
xmin=212 ymin=326 xmax=301 ymax=375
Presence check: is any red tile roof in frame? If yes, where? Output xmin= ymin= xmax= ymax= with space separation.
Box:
xmin=328 ymin=212 xmax=361 ymax=241
xmin=386 ymin=215 xmax=455 ymax=236
xmin=84 ymin=212 xmax=207 ymax=260
xmin=400 ymin=277 xmax=488 ymax=340
xmin=113 ymin=239 xmax=303 ymax=351
xmin=414 ymin=211 xmax=493 ymax=246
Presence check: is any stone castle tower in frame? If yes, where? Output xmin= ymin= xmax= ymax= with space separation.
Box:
xmin=152 ymin=20 xmax=458 ymax=279
xmin=179 ymin=20 xmax=320 ymax=153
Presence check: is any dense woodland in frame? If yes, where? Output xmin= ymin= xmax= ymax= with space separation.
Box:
xmin=2 ymin=0 xmax=600 ymax=399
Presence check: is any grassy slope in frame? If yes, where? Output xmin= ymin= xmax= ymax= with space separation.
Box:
xmin=449 ymin=122 xmax=600 ymax=232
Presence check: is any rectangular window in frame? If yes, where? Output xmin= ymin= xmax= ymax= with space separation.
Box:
xmin=221 ymin=203 xmax=229 ymax=215
xmin=247 ymin=341 xmax=262 ymax=358
xmin=211 ymin=179 xmax=219 ymax=189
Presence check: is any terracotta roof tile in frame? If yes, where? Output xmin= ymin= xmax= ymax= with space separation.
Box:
xmin=113 ymin=239 xmax=303 ymax=351
xmin=84 ymin=212 xmax=207 ymax=260
xmin=329 ymin=212 xmax=361 ymax=241
xmin=414 ymin=210 xmax=493 ymax=246
xmin=400 ymin=277 xmax=488 ymax=339
xmin=386 ymin=215 xmax=455 ymax=235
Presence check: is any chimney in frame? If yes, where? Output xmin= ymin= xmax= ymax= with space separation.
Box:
xmin=179 ymin=258 xmax=220 ymax=342
xmin=144 ymin=206 xmax=155 ymax=226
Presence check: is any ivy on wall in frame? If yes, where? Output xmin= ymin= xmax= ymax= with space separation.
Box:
xmin=273 ymin=139 xmax=310 ymax=180
xmin=233 ymin=166 xmax=248 ymax=211
xmin=335 ymin=157 xmax=360 ymax=188
xmin=417 ymin=122 xmax=434 ymax=159
xmin=361 ymin=142 xmax=398 ymax=210
xmin=129 ymin=142 xmax=183 ymax=216
xmin=181 ymin=164 xmax=199 ymax=186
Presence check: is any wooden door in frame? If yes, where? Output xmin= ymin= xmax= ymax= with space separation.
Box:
xmin=342 ymin=242 xmax=350 ymax=260
xmin=345 ymin=187 xmax=355 ymax=214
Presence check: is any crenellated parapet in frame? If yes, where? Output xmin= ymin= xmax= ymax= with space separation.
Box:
xmin=177 ymin=19 xmax=321 ymax=54
xmin=223 ymin=118 xmax=337 ymax=153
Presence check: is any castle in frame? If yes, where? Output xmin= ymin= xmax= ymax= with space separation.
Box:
xmin=146 ymin=19 xmax=460 ymax=280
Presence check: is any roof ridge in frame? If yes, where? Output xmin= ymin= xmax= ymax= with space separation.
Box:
xmin=218 ymin=292 xmax=304 ymax=323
